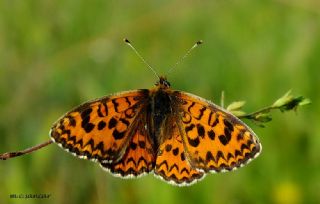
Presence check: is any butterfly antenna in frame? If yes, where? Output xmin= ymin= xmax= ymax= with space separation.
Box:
xmin=124 ymin=38 xmax=160 ymax=80
xmin=0 ymin=140 xmax=53 ymax=160
xmin=167 ymin=40 xmax=203 ymax=75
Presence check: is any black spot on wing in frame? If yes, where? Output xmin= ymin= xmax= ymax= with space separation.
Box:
xmin=188 ymin=137 xmax=200 ymax=147
xmin=102 ymin=100 xmax=109 ymax=116
xmin=241 ymin=143 xmax=249 ymax=152
xmin=130 ymin=142 xmax=137 ymax=150
xmin=81 ymin=116 xmax=95 ymax=133
xmin=139 ymin=141 xmax=146 ymax=148
xmin=97 ymin=104 xmax=104 ymax=117
xmin=194 ymin=107 xmax=206 ymax=120
xmin=235 ymin=150 xmax=242 ymax=157
xmin=210 ymin=117 xmax=219 ymax=127
xmin=113 ymin=129 xmax=126 ymax=140
xmin=172 ymin=148 xmax=179 ymax=156
xmin=216 ymin=151 xmax=225 ymax=161
xmin=218 ymin=134 xmax=231 ymax=146
xmin=208 ymin=130 xmax=215 ymax=140
xmin=237 ymin=133 xmax=244 ymax=141
xmin=182 ymin=112 xmax=192 ymax=124
xmin=120 ymin=118 xmax=130 ymax=127
xmin=98 ymin=121 xmax=106 ymax=130
xmin=81 ymin=108 xmax=92 ymax=120
xmin=108 ymin=117 xmax=117 ymax=129
xmin=187 ymin=102 xmax=195 ymax=113
xmin=185 ymin=124 xmax=195 ymax=133
xmin=227 ymin=153 xmax=234 ymax=160
xmin=67 ymin=116 xmax=76 ymax=127
xmin=206 ymin=151 xmax=215 ymax=162
xmin=224 ymin=128 xmax=232 ymax=142
xmin=111 ymin=99 xmax=119 ymax=113
xmin=223 ymin=119 xmax=234 ymax=132
xmin=197 ymin=124 xmax=205 ymax=138
xmin=78 ymin=106 xmax=92 ymax=126
xmin=180 ymin=152 xmax=185 ymax=161
xmin=165 ymin=144 xmax=172 ymax=152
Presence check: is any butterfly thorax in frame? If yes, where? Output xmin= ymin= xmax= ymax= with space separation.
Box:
xmin=148 ymin=76 xmax=174 ymax=149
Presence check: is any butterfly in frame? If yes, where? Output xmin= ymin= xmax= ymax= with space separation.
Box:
xmin=50 ymin=74 xmax=262 ymax=186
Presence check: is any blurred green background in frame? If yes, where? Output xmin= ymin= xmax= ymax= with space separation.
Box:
xmin=0 ymin=0 xmax=319 ymax=203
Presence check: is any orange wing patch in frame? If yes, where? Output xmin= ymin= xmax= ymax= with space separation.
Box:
xmin=154 ymin=121 xmax=204 ymax=186
xmin=50 ymin=90 xmax=148 ymax=163
xmin=100 ymin=121 xmax=155 ymax=177
xmin=175 ymin=91 xmax=261 ymax=172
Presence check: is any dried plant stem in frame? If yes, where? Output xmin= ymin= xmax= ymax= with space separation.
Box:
xmin=0 ymin=140 xmax=53 ymax=160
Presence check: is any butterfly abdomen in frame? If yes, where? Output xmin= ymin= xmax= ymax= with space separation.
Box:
xmin=147 ymin=88 xmax=173 ymax=148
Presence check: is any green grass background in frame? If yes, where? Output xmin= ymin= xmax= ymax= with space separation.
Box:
xmin=0 ymin=0 xmax=319 ymax=203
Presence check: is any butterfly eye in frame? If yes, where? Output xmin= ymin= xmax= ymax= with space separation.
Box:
xmin=164 ymin=80 xmax=171 ymax=87
xmin=157 ymin=77 xmax=171 ymax=88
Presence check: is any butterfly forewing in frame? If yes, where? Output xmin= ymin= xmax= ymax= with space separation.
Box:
xmin=50 ymin=90 xmax=149 ymax=163
xmin=173 ymin=91 xmax=261 ymax=172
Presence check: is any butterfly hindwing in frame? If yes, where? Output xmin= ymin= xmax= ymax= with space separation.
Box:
xmin=50 ymin=90 xmax=149 ymax=163
xmin=173 ymin=91 xmax=262 ymax=172
xmin=154 ymin=118 xmax=205 ymax=186
xmin=100 ymin=118 xmax=155 ymax=177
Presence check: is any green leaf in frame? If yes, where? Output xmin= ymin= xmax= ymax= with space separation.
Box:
xmin=279 ymin=96 xmax=311 ymax=112
xmin=227 ymin=101 xmax=246 ymax=111
xmin=231 ymin=110 xmax=246 ymax=117
xmin=298 ymin=97 xmax=311 ymax=106
xmin=272 ymin=90 xmax=293 ymax=108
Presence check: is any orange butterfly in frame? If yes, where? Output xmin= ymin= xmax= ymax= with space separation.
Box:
xmin=50 ymin=40 xmax=261 ymax=186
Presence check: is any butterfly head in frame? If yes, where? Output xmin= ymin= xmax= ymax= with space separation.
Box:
xmin=155 ymin=76 xmax=171 ymax=89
